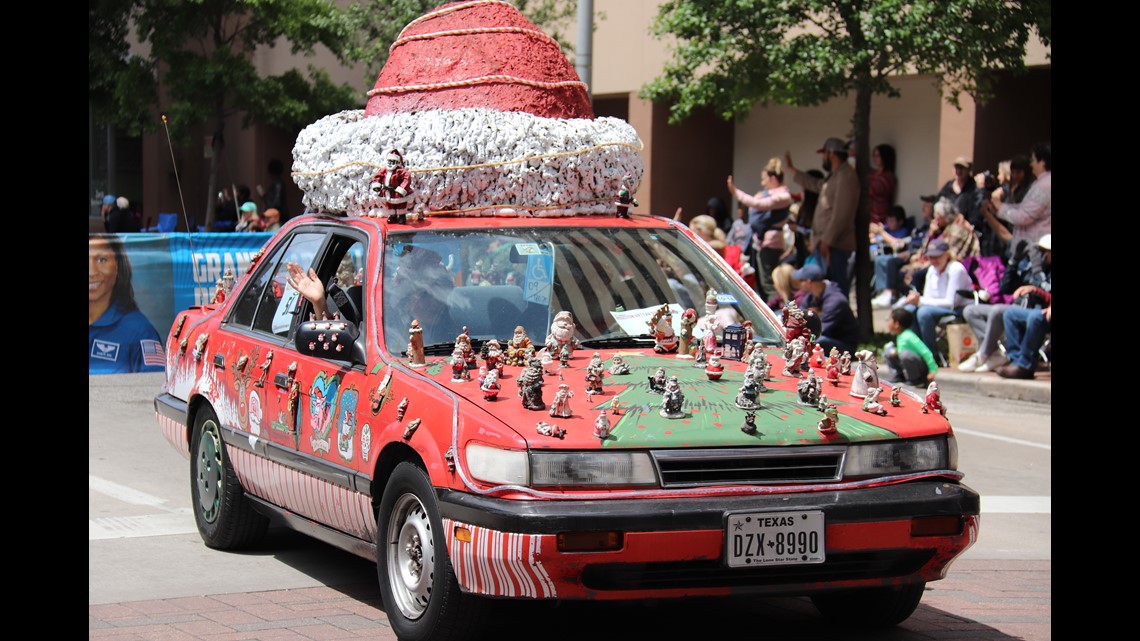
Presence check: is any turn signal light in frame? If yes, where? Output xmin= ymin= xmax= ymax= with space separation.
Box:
xmin=454 ymin=526 xmax=472 ymax=543
xmin=911 ymin=515 xmax=963 ymax=537
xmin=557 ymin=531 xmax=623 ymax=552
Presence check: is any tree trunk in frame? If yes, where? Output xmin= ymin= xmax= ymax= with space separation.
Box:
xmin=851 ymin=83 xmax=874 ymax=341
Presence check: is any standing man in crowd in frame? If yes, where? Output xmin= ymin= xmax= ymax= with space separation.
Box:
xmin=785 ymin=137 xmax=859 ymax=298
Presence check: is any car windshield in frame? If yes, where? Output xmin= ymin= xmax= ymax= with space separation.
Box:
xmin=381 ymin=226 xmax=783 ymax=355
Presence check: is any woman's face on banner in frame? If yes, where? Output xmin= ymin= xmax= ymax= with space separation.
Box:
xmin=89 ymin=238 xmax=119 ymax=304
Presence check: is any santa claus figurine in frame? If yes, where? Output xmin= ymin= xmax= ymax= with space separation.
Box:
xmin=825 ymin=360 xmax=840 ymax=386
xmin=546 ymin=310 xmax=578 ymax=354
xmin=648 ymin=305 xmax=679 ymax=354
xmin=705 ymin=351 xmax=724 ymax=381
xmin=370 ymin=148 xmax=412 ymax=223
xmin=921 ymin=381 xmax=946 ymax=416
xmin=615 ymin=180 xmax=639 ymax=219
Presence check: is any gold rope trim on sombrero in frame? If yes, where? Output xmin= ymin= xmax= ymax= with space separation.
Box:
xmin=291 ymin=139 xmax=644 ymax=177
xmin=411 ymin=197 xmax=617 ymax=217
xmin=390 ymin=26 xmax=559 ymax=55
xmin=367 ymin=74 xmax=586 ymax=97
xmin=396 ymin=0 xmax=516 ymax=38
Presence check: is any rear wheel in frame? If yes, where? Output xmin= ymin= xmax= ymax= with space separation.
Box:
xmin=190 ymin=405 xmax=268 ymax=549
xmin=811 ymin=582 xmax=926 ymax=628
xmin=377 ymin=462 xmax=486 ymax=641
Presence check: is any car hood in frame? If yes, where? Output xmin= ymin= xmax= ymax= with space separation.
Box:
xmin=418 ymin=347 xmax=949 ymax=450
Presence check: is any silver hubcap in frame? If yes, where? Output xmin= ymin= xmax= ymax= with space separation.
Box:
xmin=196 ymin=421 xmax=223 ymax=523
xmin=386 ymin=493 xmax=435 ymax=619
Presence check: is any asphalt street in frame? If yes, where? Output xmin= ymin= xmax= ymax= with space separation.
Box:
xmin=90 ymin=372 xmax=1050 ymax=640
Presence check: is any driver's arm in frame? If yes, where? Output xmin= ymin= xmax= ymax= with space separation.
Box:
xmin=286 ymin=262 xmax=328 ymax=319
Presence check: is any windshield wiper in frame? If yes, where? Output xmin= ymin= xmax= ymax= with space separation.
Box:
xmin=421 ymin=342 xmax=458 ymax=356
xmin=578 ymin=335 xmax=656 ymax=349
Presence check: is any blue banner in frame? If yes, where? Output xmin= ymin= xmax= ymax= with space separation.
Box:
xmin=90 ymin=232 xmax=274 ymax=374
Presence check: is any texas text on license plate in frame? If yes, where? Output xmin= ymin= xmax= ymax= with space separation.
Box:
xmin=725 ymin=510 xmax=826 ymax=567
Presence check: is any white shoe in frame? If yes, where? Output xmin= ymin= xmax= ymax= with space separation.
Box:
xmin=957 ymin=353 xmax=983 ymax=372
xmin=975 ymin=352 xmax=1009 ymax=373
xmin=871 ymin=290 xmax=894 ymax=309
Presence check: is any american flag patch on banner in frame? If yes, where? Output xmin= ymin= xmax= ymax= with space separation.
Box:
xmin=141 ymin=340 xmax=165 ymax=367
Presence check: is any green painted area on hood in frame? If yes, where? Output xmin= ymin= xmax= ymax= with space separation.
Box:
xmin=593 ymin=353 xmax=899 ymax=448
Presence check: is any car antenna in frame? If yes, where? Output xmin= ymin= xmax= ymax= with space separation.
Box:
xmin=160 ymin=112 xmax=196 ymax=256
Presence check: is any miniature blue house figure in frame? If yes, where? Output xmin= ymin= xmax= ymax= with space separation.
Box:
xmin=721 ymin=323 xmax=745 ymax=361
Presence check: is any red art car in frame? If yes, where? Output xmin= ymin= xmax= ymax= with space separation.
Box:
xmin=153 ymin=4 xmax=977 ymax=640
xmin=155 ymin=211 xmax=978 ymax=641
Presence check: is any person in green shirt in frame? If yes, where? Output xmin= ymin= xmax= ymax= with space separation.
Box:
xmin=882 ymin=307 xmax=938 ymax=385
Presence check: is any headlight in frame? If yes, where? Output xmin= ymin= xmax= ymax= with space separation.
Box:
xmin=844 ymin=437 xmax=950 ymax=478
xmin=531 ymin=451 xmax=658 ymax=488
xmin=466 ymin=442 xmax=528 ymax=485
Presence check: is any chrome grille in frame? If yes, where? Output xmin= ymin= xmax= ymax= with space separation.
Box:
xmin=651 ymin=447 xmax=845 ymax=487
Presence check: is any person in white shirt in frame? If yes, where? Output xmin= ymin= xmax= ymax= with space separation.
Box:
xmin=900 ymin=238 xmax=972 ymax=353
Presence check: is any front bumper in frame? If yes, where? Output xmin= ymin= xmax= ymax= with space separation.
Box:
xmin=438 ymin=481 xmax=980 ymax=600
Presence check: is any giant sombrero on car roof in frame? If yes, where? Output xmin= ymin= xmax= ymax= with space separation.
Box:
xmin=292 ymin=0 xmax=645 ymax=218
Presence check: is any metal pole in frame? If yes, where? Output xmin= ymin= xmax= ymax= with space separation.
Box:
xmin=575 ymin=0 xmax=593 ymax=96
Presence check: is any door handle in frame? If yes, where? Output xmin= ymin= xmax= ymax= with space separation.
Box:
xmin=213 ymin=353 xmax=225 ymax=370
xmin=274 ymin=372 xmax=290 ymax=389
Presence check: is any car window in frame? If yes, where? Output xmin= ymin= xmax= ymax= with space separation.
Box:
xmin=228 ymin=231 xmax=325 ymax=335
xmin=321 ymin=237 xmax=367 ymax=330
xmin=381 ymin=226 xmax=783 ymax=355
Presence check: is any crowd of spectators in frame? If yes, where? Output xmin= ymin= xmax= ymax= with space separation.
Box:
xmin=720 ymin=138 xmax=1051 ymax=382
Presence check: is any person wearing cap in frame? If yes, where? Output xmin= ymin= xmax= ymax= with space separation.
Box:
xmin=100 ymin=194 xmax=117 ymax=227
xmin=937 ymin=155 xmax=981 ymax=230
xmin=105 ymin=196 xmax=141 ymax=234
xmin=235 ymin=201 xmax=261 ymax=232
xmin=958 ymin=232 xmax=1052 ymax=373
xmin=900 ymin=237 xmax=972 ymax=353
xmin=790 ymin=263 xmax=859 ymax=357
xmin=784 ymin=137 xmax=860 ymax=298
xmin=991 ymin=142 xmax=1050 ymax=254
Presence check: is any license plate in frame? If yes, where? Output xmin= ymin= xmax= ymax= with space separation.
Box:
xmin=725 ymin=511 xmax=826 ymax=567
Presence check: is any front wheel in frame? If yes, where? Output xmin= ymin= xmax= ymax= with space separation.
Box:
xmin=190 ymin=405 xmax=268 ymax=549
xmin=377 ymin=462 xmax=486 ymax=641
xmin=810 ymin=582 xmax=926 ymax=628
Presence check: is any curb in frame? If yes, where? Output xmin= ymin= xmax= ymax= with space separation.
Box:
xmin=932 ymin=370 xmax=1051 ymax=405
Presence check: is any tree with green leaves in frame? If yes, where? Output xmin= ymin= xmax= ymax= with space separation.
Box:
xmin=89 ymin=0 xmax=361 ymax=229
xmin=343 ymin=0 xmax=580 ymax=83
xmin=641 ymin=0 xmax=1050 ymax=338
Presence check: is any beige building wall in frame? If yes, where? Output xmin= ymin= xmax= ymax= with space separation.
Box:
xmin=589 ymin=0 xmax=1041 ymax=224
xmin=733 ymin=75 xmax=970 ymax=221
xmin=591 ymin=0 xmax=672 ymax=96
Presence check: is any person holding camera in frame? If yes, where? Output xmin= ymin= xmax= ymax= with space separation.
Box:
xmin=957 ymin=233 xmax=1052 ymax=373
xmin=991 ymin=142 xmax=1051 ymax=253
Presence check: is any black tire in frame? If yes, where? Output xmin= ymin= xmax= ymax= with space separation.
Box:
xmin=190 ymin=405 xmax=269 ymax=550
xmin=377 ymin=462 xmax=486 ymax=641
xmin=811 ymin=582 xmax=926 ymax=628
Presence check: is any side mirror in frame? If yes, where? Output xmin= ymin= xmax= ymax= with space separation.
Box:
xmin=296 ymin=318 xmax=366 ymax=364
